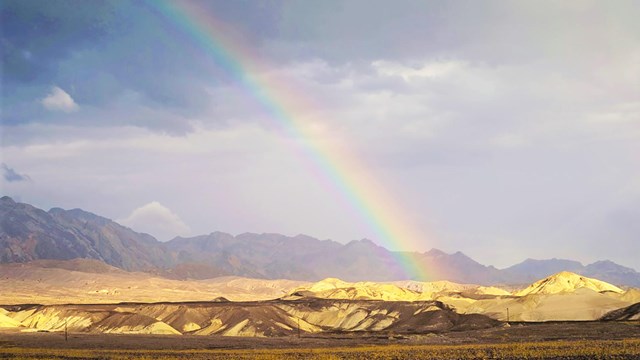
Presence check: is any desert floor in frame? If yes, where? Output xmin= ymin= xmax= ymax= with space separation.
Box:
xmin=2 ymin=321 xmax=640 ymax=359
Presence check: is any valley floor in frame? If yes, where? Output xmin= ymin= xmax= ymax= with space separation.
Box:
xmin=1 ymin=322 xmax=640 ymax=359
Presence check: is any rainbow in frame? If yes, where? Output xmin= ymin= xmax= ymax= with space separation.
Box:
xmin=149 ymin=0 xmax=431 ymax=280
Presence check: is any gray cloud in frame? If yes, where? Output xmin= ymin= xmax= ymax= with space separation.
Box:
xmin=1 ymin=163 xmax=31 ymax=182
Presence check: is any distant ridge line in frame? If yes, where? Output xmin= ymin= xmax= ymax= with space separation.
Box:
xmin=1 ymin=197 xmax=639 ymax=286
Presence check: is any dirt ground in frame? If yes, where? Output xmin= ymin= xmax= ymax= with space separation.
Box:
xmin=1 ymin=321 xmax=640 ymax=351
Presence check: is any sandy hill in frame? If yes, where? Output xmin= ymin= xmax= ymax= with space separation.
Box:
xmin=621 ymin=289 xmax=640 ymax=303
xmin=474 ymin=286 xmax=512 ymax=296
xmin=291 ymin=278 xmax=513 ymax=303
xmin=398 ymin=281 xmax=510 ymax=296
xmin=0 ymin=299 xmax=499 ymax=336
xmin=2 ymin=261 xmax=639 ymax=323
xmin=290 ymin=278 xmax=432 ymax=301
xmin=428 ymin=272 xmax=639 ymax=321
xmin=515 ymin=271 xmax=624 ymax=296
xmin=392 ymin=280 xmax=474 ymax=294
xmin=460 ymin=273 xmax=633 ymax=321
xmin=466 ymin=287 xmax=632 ymax=321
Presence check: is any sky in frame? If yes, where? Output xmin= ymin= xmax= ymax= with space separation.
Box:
xmin=1 ymin=0 xmax=639 ymax=270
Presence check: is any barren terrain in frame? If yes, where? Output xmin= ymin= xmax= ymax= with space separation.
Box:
xmin=0 ymin=260 xmax=306 ymax=304
xmin=2 ymin=322 xmax=640 ymax=359
xmin=2 ymin=261 xmax=640 ymax=358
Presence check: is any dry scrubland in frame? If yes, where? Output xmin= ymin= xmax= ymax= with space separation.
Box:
xmin=2 ymin=322 xmax=640 ymax=359
xmin=1 ymin=340 xmax=640 ymax=359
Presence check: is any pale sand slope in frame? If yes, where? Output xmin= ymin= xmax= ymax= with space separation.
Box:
xmin=290 ymin=278 xmax=433 ymax=301
xmin=392 ymin=280 xmax=474 ymax=294
xmin=0 ymin=300 xmax=498 ymax=336
xmin=0 ymin=261 xmax=307 ymax=305
xmin=2 ymin=261 xmax=638 ymax=323
xmin=290 ymin=278 xmax=510 ymax=302
xmin=515 ymin=271 xmax=624 ymax=296
xmin=0 ymin=309 xmax=23 ymax=328
xmin=291 ymin=279 xmax=509 ymax=316
xmin=465 ymin=288 xmax=631 ymax=321
xmin=289 ymin=273 xmax=638 ymax=321
xmin=389 ymin=280 xmax=511 ymax=297
xmin=621 ymin=289 xmax=640 ymax=303
xmin=392 ymin=280 xmax=510 ymax=296
xmin=463 ymin=272 xmax=631 ymax=321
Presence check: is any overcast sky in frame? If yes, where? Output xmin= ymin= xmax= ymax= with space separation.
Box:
xmin=2 ymin=0 xmax=639 ymax=269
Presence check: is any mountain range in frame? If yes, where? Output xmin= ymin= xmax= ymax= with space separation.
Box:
xmin=2 ymin=196 xmax=639 ymax=286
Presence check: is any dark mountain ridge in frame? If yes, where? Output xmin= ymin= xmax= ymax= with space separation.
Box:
xmin=0 ymin=196 xmax=171 ymax=271
xmin=1 ymin=196 xmax=639 ymax=286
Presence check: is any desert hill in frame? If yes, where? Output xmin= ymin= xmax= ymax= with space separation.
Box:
xmin=621 ymin=289 xmax=640 ymax=303
xmin=392 ymin=279 xmax=474 ymax=294
xmin=283 ymin=272 xmax=639 ymax=322
xmin=288 ymin=278 xmax=432 ymax=301
xmin=289 ymin=278 xmax=511 ymax=302
xmin=461 ymin=272 xmax=632 ymax=321
xmin=1 ymin=263 xmax=639 ymax=325
xmin=515 ymin=271 xmax=624 ymax=296
xmin=2 ymin=197 xmax=640 ymax=286
xmin=465 ymin=287 xmax=631 ymax=322
xmin=0 ymin=299 xmax=499 ymax=336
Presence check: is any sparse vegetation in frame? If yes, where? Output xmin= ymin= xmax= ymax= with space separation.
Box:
xmin=1 ymin=339 xmax=640 ymax=359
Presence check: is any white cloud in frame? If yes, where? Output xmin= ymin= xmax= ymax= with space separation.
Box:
xmin=118 ymin=201 xmax=191 ymax=241
xmin=372 ymin=60 xmax=465 ymax=81
xmin=41 ymin=86 xmax=79 ymax=112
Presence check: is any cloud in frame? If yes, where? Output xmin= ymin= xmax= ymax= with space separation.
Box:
xmin=118 ymin=202 xmax=191 ymax=241
xmin=41 ymin=86 xmax=79 ymax=112
xmin=1 ymin=163 xmax=30 ymax=182
xmin=372 ymin=60 xmax=465 ymax=81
